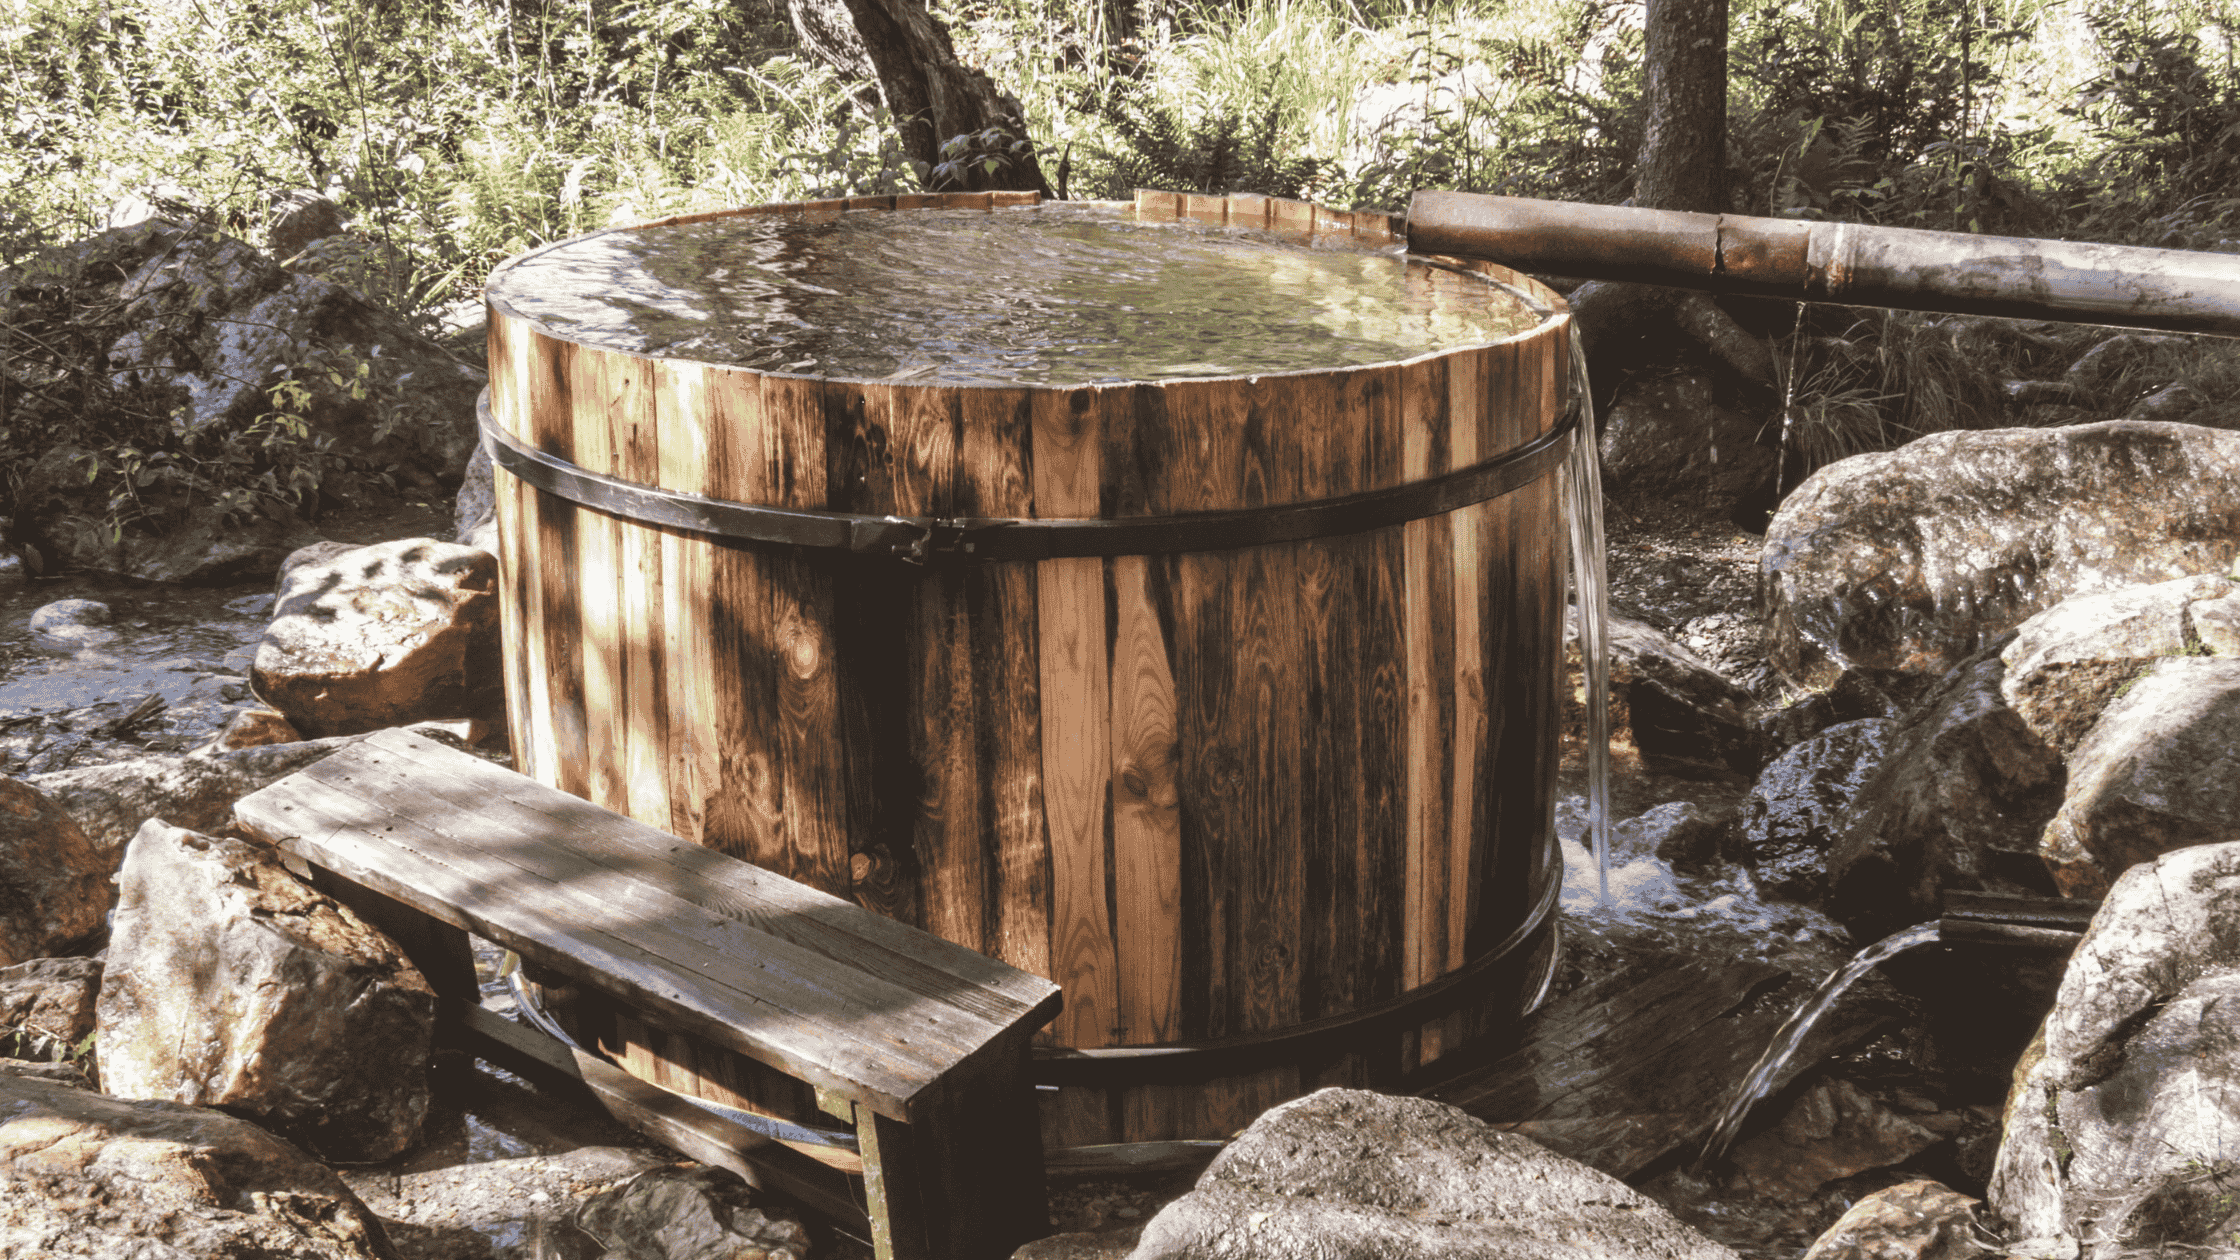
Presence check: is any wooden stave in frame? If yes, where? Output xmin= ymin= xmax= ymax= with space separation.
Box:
xmin=484 ymin=190 xmax=1570 ymax=1147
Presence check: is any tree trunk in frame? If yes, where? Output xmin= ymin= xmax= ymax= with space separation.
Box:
xmin=1637 ymin=0 xmax=1727 ymax=213
xmin=802 ymin=0 xmax=1051 ymax=195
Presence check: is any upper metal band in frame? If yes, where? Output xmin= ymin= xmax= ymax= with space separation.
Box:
xmin=477 ymin=388 xmax=1578 ymax=563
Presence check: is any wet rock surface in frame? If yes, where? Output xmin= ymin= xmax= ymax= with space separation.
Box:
xmin=2036 ymin=656 xmax=2240 ymax=897
xmin=1797 ymin=1179 xmax=1992 ymax=1260
xmin=1997 ymin=571 xmax=2240 ymax=755
xmin=1990 ymin=840 xmax=2240 ymax=1257
xmin=1761 ymin=421 xmax=2240 ymax=687
xmin=1824 ymin=651 xmax=2067 ymax=943
xmin=97 ymin=820 xmax=437 ymax=1163
xmin=576 ymin=1164 xmax=814 ymax=1260
xmin=1742 ymin=718 xmax=1895 ymax=903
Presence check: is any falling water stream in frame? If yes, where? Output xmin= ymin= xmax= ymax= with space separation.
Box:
xmin=1695 ymin=920 xmax=1947 ymax=1168
xmin=1561 ymin=331 xmax=1613 ymax=904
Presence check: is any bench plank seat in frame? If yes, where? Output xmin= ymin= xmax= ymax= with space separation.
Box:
xmin=233 ymin=728 xmax=1061 ymax=1259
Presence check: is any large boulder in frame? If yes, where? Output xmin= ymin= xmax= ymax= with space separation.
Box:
xmin=0 ymin=775 xmax=111 ymax=966
xmin=253 ymin=538 xmax=504 ymax=738
xmin=1998 ymin=571 xmax=2240 ymax=755
xmin=1989 ymin=840 xmax=2240 ymax=1256
xmin=2037 ymin=657 xmax=2240 ymax=898
xmin=0 ymin=218 xmax=484 ymax=582
xmin=1825 ymin=649 xmax=2067 ymax=942
xmin=96 ymin=821 xmax=436 ymax=1163
xmin=1800 ymin=1180 xmax=1990 ymax=1260
xmin=1128 ymin=1088 xmax=1740 ymax=1259
xmin=0 ymin=1067 xmax=399 ymax=1259
xmin=29 ymin=736 xmax=358 ymax=859
xmin=1760 ymin=421 xmax=2240 ymax=688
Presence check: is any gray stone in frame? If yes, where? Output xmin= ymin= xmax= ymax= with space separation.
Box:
xmin=0 ymin=1068 xmax=400 ymax=1259
xmin=27 ymin=599 xmax=118 ymax=652
xmin=1613 ymin=800 xmax=1741 ymax=876
xmin=573 ymin=1165 xmax=811 ymax=1260
xmin=96 ymin=820 xmax=436 ymax=1163
xmin=0 ymin=775 xmax=110 ymax=966
xmin=268 ymin=189 xmax=348 ymax=264
xmin=1799 ymin=1180 xmax=1990 ymax=1260
xmin=1998 ymin=572 xmax=2240 ymax=755
xmin=340 ymin=1143 xmax=668 ymax=1260
xmin=1725 ymin=1078 xmax=1965 ymax=1203
xmin=1761 ymin=421 xmax=2240 ymax=688
xmin=1741 ymin=718 xmax=1895 ymax=903
xmin=1826 ymin=652 xmax=2068 ymax=942
xmin=2061 ymin=332 xmax=2189 ymax=399
xmin=253 ymin=538 xmax=503 ymax=738
xmin=1128 ymin=1088 xmax=1740 ymax=1260
xmin=2001 ymin=380 xmax=2092 ymax=408
xmin=2121 ymin=380 xmax=2207 ymax=423
xmin=1989 ymin=840 xmax=2240 ymax=1257
xmin=2037 ymin=656 xmax=2240 ymax=898
xmin=29 ymin=735 xmax=358 ymax=858
xmin=1598 ymin=368 xmax=1776 ymax=505
xmin=0 ymin=956 xmax=102 ymax=1044
xmin=1576 ymin=609 xmax=1767 ymax=777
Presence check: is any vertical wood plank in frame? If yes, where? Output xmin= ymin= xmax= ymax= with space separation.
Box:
xmin=957 ymin=388 xmax=1051 ymax=983
xmin=1031 ymin=386 xmax=1116 ymax=1061
xmin=1444 ymin=348 xmax=1486 ymax=978
xmin=526 ymin=331 xmax=589 ymax=799
xmin=570 ymin=349 xmax=631 ymax=814
xmin=764 ymin=374 xmax=852 ymax=898
xmin=697 ymin=368 xmax=787 ymax=867
xmin=608 ymin=352 xmax=672 ymax=833
xmin=1400 ymin=354 xmax=1457 ymax=1064
xmin=655 ymin=361 xmax=714 ymax=843
xmin=1109 ymin=551 xmax=1181 ymax=1048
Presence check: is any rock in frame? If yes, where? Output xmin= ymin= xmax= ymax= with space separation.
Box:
xmin=1613 ymin=799 xmax=1742 ymax=875
xmin=1996 ymin=571 xmax=2240 ymax=754
xmin=2121 ymin=380 xmax=2206 ymax=423
xmin=211 ymin=705 xmax=308 ymax=750
xmin=0 ymin=1067 xmax=400 ymax=1259
xmin=339 ymin=1142 xmax=668 ymax=1260
xmin=29 ymin=735 xmax=358 ymax=858
xmin=1799 ymin=1180 xmax=1991 ymax=1260
xmin=1758 ymin=666 xmax=1942 ymax=752
xmin=2061 ymin=332 xmax=2189 ymax=400
xmin=0 ymin=956 xmax=102 ymax=1044
xmin=1128 ymin=1088 xmax=1740 ymax=1259
xmin=1989 ymin=840 xmax=2240 ymax=1256
xmin=275 ymin=538 xmax=368 ymax=599
xmin=27 ymin=599 xmax=118 ymax=652
xmin=1761 ymin=421 xmax=2240 ymax=688
xmin=253 ymin=538 xmax=504 ymax=738
xmin=1741 ymin=718 xmax=1896 ymax=903
xmin=1598 ymin=368 xmax=1776 ymax=505
xmin=455 ymin=440 xmax=495 ymax=547
xmin=96 ymin=820 xmax=436 ymax=1163
xmin=2037 ymin=657 xmax=2240 ymax=897
xmin=268 ymin=189 xmax=348 ymax=263
xmin=1726 ymin=1078 xmax=1965 ymax=1202
xmin=0 ymin=775 xmax=111 ymax=966
xmin=573 ymin=1165 xmax=812 ymax=1260
xmin=1575 ymin=609 xmax=1767 ymax=777
xmin=2001 ymin=380 xmax=2091 ymax=408
xmin=1826 ymin=650 xmax=2067 ymax=942
xmin=1010 ymin=1229 xmax=1142 ymax=1260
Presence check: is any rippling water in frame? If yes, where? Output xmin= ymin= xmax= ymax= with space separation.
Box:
xmin=488 ymin=203 xmax=1545 ymax=385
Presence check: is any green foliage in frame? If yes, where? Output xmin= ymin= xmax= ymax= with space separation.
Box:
xmin=2057 ymin=5 xmax=2240 ymax=247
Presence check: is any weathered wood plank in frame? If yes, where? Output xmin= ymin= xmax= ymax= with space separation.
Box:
xmin=274 ymin=730 xmax=1056 ymax=1028
xmin=608 ymin=350 xmax=672 ymax=835
xmin=234 ymin=741 xmax=1042 ymax=1122
xmin=765 ymin=374 xmax=852 ymax=898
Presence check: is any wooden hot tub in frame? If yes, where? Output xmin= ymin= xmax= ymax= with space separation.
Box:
xmin=481 ymin=189 xmax=1572 ymax=1150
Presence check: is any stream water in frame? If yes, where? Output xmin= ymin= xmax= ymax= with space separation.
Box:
xmin=1563 ymin=332 xmax=1614 ymax=904
xmin=1694 ymin=920 xmax=1947 ymax=1168
xmin=487 ymin=203 xmax=1543 ymax=384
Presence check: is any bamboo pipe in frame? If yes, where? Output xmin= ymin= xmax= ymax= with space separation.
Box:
xmin=1406 ymin=191 xmax=2240 ymax=338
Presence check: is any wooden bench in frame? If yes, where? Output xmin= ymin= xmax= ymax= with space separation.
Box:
xmin=233 ymin=728 xmax=1062 ymax=1260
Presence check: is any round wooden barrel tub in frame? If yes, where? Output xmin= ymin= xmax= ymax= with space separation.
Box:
xmin=481 ymin=189 xmax=1572 ymax=1152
